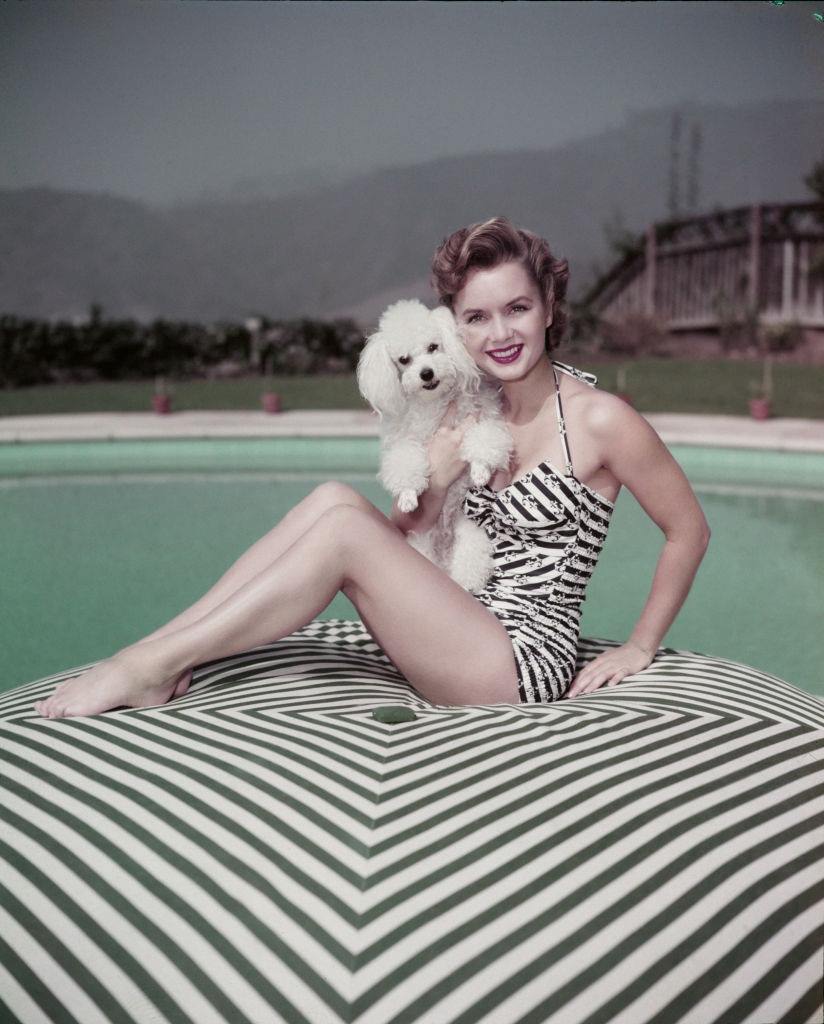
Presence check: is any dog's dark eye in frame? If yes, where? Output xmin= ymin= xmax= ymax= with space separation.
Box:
xmin=398 ymin=356 xmax=410 ymax=365
xmin=428 ymin=343 xmax=438 ymax=352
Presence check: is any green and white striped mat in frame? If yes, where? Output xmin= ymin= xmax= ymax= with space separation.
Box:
xmin=1 ymin=620 xmax=822 ymax=1024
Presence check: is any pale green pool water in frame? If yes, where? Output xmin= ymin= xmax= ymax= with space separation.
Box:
xmin=1 ymin=439 xmax=822 ymax=696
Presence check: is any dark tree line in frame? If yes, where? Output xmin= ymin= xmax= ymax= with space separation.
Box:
xmin=0 ymin=306 xmax=366 ymax=388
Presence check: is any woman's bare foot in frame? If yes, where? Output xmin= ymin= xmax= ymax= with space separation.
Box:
xmin=33 ymin=645 xmax=192 ymax=719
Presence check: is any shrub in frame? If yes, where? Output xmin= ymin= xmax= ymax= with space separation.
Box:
xmin=595 ymin=312 xmax=668 ymax=356
xmin=0 ymin=309 xmax=366 ymax=386
xmin=762 ymin=320 xmax=804 ymax=354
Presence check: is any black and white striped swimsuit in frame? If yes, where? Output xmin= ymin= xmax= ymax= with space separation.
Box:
xmin=463 ymin=360 xmax=616 ymax=704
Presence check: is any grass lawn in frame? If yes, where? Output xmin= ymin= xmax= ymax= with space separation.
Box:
xmin=1 ymin=358 xmax=822 ymax=419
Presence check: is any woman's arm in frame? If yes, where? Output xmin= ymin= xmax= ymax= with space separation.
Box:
xmin=390 ymin=402 xmax=477 ymax=536
xmin=390 ymin=484 xmax=449 ymax=536
xmin=566 ymin=396 xmax=711 ymax=698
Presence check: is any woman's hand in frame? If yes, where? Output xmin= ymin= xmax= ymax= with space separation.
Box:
xmin=563 ymin=640 xmax=654 ymax=699
xmin=427 ymin=401 xmax=478 ymax=492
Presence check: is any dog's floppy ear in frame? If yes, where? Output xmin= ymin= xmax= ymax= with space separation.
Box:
xmin=431 ymin=306 xmax=482 ymax=395
xmin=356 ymin=330 xmax=406 ymax=419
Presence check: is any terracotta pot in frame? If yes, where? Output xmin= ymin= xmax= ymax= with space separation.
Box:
xmin=152 ymin=394 xmax=172 ymax=415
xmin=262 ymin=391 xmax=281 ymax=414
xmin=616 ymin=392 xmax=634 ymax=407
xmin=749 ymin=397 xmax=771 ymax=420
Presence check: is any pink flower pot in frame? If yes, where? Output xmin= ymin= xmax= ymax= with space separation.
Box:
xmin=262 ymin=391 xmax=281 ymax=414
xmin=152 ymin=394 xmax=172 ymax=415
xmin=749 ymin=397 xmax=771 ymax=420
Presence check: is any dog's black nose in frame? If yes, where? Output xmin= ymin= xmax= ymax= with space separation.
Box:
xmin=420 ymin=367 xmax=434 ymax=381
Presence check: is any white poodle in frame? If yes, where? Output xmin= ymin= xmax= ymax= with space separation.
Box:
xmin=356 ymin=299 xmax=513 ymax=594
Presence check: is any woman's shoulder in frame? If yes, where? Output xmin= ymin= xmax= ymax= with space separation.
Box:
xmin=554 ymin=359 xmax=662 ymax=448
xmin=575 ymin=381 xmax=652 ymax=438
xmin=578 ymin=388 xmax=673 ymax=473
xmin=556 ymin=364 xmax=625 ymax=417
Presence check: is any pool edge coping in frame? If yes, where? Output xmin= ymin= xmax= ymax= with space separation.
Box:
xmin=1 ymin=410 xmax=824 ymax=452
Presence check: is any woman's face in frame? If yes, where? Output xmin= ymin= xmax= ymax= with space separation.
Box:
xmin=453 ymin=260 xmax=551 ymax=378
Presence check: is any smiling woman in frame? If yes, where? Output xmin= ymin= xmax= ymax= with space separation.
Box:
xmin=428 ymin=216 xmax=711 ymax=702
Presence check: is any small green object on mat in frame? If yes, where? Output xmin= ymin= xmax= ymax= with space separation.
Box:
xmin=371 ymin=705 xmax=417 ymax=723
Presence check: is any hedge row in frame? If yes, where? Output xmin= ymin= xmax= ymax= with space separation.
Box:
xmin=0 ymin=306 xmax=366 ymax=387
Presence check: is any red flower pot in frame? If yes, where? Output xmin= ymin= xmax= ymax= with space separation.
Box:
xmin=749 ymin=397 xmax=771 ymax=420
xmin=152 ymin=394 xmax=172 ymax=415
xmin=262 ymin=391 xmax=281 ymax=414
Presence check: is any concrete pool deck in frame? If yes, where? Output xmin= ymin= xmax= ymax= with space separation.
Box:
xmin=1 ymin=409 xmax=824 ymax=452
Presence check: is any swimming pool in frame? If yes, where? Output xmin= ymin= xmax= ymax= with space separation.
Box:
xmin=2 ymin=438 xmax=822 ymax=696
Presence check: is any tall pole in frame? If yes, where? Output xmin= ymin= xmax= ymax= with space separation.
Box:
xmin=686 ymin=120 xmax=702 ymax=214
xmin=667 ymin=110 xmax=683 ymax=221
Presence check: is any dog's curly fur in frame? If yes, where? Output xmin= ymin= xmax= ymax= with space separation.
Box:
xmin=357 ymin=299 xmax=514 ymax=594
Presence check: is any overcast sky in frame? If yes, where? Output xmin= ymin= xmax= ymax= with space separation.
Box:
xmin=1 ymin=0 xmax=821 ymax=208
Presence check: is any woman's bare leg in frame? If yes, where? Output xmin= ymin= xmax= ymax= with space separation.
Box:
xmin=138 ymin=481 xmax=392 ymax=644
xmin=131 ymin=482 xmax=394 ymax=698
xmin=34 ymin=504 xmax=519 ymax=718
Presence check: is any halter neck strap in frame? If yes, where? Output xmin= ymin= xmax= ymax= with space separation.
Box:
xmin=551 ymin=361 xmax=596 ymax=477
xmin=551 ymin=360 xmax=598 ymax=386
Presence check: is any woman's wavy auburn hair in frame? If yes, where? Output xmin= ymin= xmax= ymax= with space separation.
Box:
xmin=429 ymin=216 xmax=570 ymax=352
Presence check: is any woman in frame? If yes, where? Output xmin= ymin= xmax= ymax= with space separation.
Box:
xmin=35 ymin=216 xmax=710 ymax=719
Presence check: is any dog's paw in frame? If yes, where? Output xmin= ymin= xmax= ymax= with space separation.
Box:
xmin=469 ymin=462 xmax=494 ymax=487
xmin=398 ymin=490 xmax=420 ymax=513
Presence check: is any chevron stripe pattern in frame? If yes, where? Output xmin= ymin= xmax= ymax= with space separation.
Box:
xmin=1 ymin=619 xmax=822 ymax=1024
